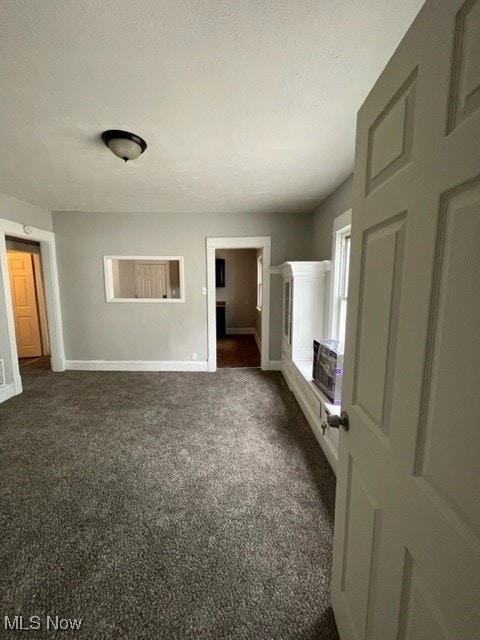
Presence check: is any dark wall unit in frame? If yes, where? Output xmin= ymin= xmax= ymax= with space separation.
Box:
xmin=216 ymin=302 xmax=226 ymax=338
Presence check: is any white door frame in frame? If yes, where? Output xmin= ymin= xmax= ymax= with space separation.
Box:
xmin=206 ymin=236 xmax=271 ymax=372
xmin=0 ymin=218 xmax=65 ymax=395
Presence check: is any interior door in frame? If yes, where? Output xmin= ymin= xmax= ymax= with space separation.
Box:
xmin=8 ymin=251 xmax=42 ymax=358
xmin=136 ymin=263 xmax=170 ymax=299
xmin=331 ymin=1 xmax=480 ymax=639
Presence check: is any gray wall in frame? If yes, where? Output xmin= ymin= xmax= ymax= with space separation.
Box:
xmin=52 ymin=210 xmax=313 ymax=363
xmin=0 ymin=193 xmax=52 ymax=231
xmin=0 ymin=193 xmax=52 ymax=387
xmin=215 ymin=249 xmax=257 ymax=330
xmin=312 ymin=174 xmax=353 ymax=260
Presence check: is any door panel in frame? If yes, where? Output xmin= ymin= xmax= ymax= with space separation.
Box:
xmin=331 ymin=1 xmax=480 ymax=639
xmin=8 ymin=251 xmax=42 ymax=358
xmin=415 ymin=179 xmax=480 ymax=533
xmin=366 ymin=70 xmax=417 ymax=195
xmin=353 ymin=214 xmax=406 ymax=434
xmin=136 ymin=263 xmax=169 ymax=298
xmin=339 ymin=455 xmax=382 ymax=640
xmin=398 ymin=556 xmax=450 ymax=640
xmin=447 ymin=0 xmax=480 ymax=132
xmin=18 ymin=316 xmax=35 ymax=345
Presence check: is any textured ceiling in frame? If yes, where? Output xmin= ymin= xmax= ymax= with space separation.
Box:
xmin=0 ymin=0 xmax=425 ymax=213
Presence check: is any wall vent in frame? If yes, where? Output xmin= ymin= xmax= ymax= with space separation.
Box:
xmin=0 ymin=358 xmax=5 ymax=387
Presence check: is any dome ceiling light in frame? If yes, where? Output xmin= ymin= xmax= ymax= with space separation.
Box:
xmin=101 ymin=130 xmax=147 ymax=163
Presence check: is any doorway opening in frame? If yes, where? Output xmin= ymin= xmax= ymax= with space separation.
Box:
xmin=6 ymin=236 xmax=51 ymax=370
xmin=215 ymin=248 xmax=261 ymax=368
xmin=0 ymin=218 xmax=65 ymax=402
xmin=206 ymin=236 xmax=271 ymax=372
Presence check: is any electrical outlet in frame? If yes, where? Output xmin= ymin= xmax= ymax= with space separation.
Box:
xmin=202 ymin=286 xmax=207 ymax=295
xmin=192 ymin=353 xmax=197 ymax=361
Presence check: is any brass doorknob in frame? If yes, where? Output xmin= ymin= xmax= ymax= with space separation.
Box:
xmin=326 ymin=411 xmax=350 ymax=431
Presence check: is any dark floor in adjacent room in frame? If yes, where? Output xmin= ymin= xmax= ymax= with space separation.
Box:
xmin=0 ymin=361 xmax=339 ymax=640
xmin=217 ymin=334 xmax=261 ymax=368
xmin=18 ymin=355 xmax=50 ymax=367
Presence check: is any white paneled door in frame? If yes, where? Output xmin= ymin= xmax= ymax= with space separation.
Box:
xmin=331 ymin=1 xmax=480 ymax=639
xmin=136 ymin=263 xmax=170 ymax=299
xmin=8 ymin=251 xmax=42 ymax=358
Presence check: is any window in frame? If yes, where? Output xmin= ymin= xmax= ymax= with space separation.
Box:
xmin=103 ymin=256 xmax=185 ymax=302
xmin=336 ymin=232 xmax=351 ymax=341
xmin=330 ymin=210 xmax=352 ymax=343
xmin=256 ymin=254 xmax=263 ymax=310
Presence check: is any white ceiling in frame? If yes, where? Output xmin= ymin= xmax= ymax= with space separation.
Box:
xmin=0 ymin=0 xmax=425 ymax=214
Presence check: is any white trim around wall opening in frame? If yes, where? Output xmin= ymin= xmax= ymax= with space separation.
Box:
xmin=206 ymin=236 xmax=271 ymax=372
xmin=0 ymin=218 xmax=66 ymax=398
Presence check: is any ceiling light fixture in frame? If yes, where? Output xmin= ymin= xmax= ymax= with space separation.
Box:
xmin=101 ymin=130 xmax=147 ymax=163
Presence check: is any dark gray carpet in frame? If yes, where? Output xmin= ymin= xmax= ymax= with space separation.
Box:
xmin=0 ymin=361 xmax=339 ymax=639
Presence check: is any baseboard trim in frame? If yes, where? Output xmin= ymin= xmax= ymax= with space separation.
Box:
xmin=0 ymin=384 xmax=15 ymax=404
xmin=292 ymin=381 xmax=338 ymax=475
xmin=254 ymin=331 xmax=261 ymax=352
xmin=225 ymin=327 xmax=256 ymax=335
xmin=269 ymin=360 xmax=282 ymax=370
xmin=65 ymin=360 xmax=209 ymax=372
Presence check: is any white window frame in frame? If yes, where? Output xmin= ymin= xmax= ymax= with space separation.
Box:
xmin=329 ymin=209 xmax=352 ymax=342
xmin=256 ymin=254 xmax=263 ymax=310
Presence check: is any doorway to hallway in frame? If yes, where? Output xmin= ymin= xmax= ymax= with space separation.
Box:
xmin=215 ymin=248 xmax=261 ymax=368
xmin=206 ymin=236 xmax=271 ymax=372
xmin=6 ymin=237 xmax=51 ymax=368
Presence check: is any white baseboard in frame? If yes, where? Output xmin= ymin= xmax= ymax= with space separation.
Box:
xmin=269 ymin=360 xmax=282 ymax=370
xmin=292 ymin=380 xmax=337 ymax=475
xmin=225 ymin=327 xmax=256 ymax=335
xmin=65 ymin=360 xmax=209 ymax=372
xmin=0 ymin=384 xmax=15 ymax=404
xmin=254 ymin=331 xmax=261 ymax=352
